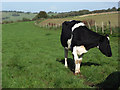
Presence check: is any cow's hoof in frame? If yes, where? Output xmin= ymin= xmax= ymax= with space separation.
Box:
xmin=75 ymin=73 xmax=79 ymax=75
xmin=75 ymin=72 xmax=81 ymax=75
xmin=75 ymin=71 xmax=81 ymax=75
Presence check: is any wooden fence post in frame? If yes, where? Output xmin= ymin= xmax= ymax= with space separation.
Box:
xmin=109 ymin=21 xmax=112 ymax=35
xmin=46 ymin=24 xmax=48 ymax=28
xmin=95 ymin=22 xmax=97 ymax=32
xmin=59 ymin=24 xmax=61 ymax=28
xmin=102 ymin=22 xmax=104 ymax=33
xmin=87 ymin=21 xmax=91 ymax=29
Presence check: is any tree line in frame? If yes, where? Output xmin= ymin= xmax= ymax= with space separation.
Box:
xmin=50 ymin=7 xmax=118 ymax=18
xmin=2 ymin=6 xmax=119 ymax=23
xmin=2 ymin=10 xmax=38 ymax=14
xmin=33 ymin=7 xmax=119 ymax=20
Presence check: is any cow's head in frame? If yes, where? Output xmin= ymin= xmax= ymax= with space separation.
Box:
xmin=98 ymin=35 xmax=112 ymax=57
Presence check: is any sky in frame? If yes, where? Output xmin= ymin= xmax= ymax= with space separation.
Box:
xmin=1 ymin=0 xmax=120 ymax=2
xmin=2 ymin=2 xmax=119 ymax=13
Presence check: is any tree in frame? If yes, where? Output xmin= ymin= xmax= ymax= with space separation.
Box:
xmin=33 ymin=11 xmax=48 ymax=20
xmin=111 ymin=7 xmax=117 ymax=11
xmin=117 ymin=8 xmax=120 ymax=11
xmin=107 ymin=8 xmax=111 ymax=12
xmin=22 ymin=18 xmax=31 ymax=21
xmin=48 ymin=11 xmax=54 ymax=14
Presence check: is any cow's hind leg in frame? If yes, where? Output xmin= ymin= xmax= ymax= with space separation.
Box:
xmin=64 ymin=48 xmax=68 ymax=68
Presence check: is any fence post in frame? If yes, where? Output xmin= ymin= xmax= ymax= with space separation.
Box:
xmin=95 ymin=22 xmax=97 ymax=32
xmin=102 ymin=22 xmax=104 ymax=33
xmin=46 ymin=24 xmax=48 ymax=28
xmin=87 ymin=21 xmax=91 ymax=29
xmin=59 ymin=24 xmax=61 ymax=28
xmin=109 ymin=21 xmax=112 ymax=35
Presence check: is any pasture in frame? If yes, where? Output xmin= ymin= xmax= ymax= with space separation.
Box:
xmin=2 ymin=21 xmax=119 ymax=88
xmin=2 ymin=12 xmax=37 ymax=22
xmin=38 ymin=13 xmax=118 ymax=27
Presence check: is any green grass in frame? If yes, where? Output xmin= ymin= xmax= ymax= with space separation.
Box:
xmin=2 ymin=21 xmax=119 ymax=88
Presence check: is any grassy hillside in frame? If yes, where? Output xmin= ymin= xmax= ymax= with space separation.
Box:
xmin=2 ymin=11 xmax=37 ymax=22
xmin=38 ymin=13 xmax=118 ymax=27
xmin=2 ymin=21 xmax=119 ymax=88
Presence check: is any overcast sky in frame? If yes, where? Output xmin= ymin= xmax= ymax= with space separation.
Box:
xmin=2 ymin=1 xmax=119 ymax=13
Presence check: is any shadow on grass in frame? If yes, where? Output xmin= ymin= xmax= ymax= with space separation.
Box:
xmin=56 ymin=58 xmax=101 ymax=73
xmin=96 ymin=71 xmax=120 ymax=89
xmin=56 ymin=58 xmax=120 ymax=89
xmin=56 ymin=58 xmax=75 ymax=72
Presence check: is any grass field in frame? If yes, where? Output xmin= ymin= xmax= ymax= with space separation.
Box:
xmin=2 ymin=21 xmax=119 ymax=88
xmin=38 ymin=13 xmax=118 ymax=27
xmin=2 ymin=12 xmax=37 ymax=22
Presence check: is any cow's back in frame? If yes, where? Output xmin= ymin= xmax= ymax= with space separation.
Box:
xmin=60 ymin=20 xmax=81 ymax=48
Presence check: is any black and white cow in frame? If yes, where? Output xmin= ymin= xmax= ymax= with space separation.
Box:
xmin=60 ymin=20 xmax=112 ymax=75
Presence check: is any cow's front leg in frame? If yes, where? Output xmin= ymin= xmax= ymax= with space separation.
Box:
xmin=74 ymin=58 xmax=82 ymax=74
xmin=77 ymin=58 xmax=82 ymax=73
xmin=75 ymin=59 xmax=79 ymax=74
xmin=73 ymin=46 xmax=81 ymax=74
xmin=64 ymin=48 xmax=68 ymax=68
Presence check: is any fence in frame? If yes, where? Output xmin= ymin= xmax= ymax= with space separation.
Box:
xmin=35 ymin=21 xmax=62 ymax=29
xmin=35 ymin=20 xmax=119 ymax=36
xmin=83 ymin=19 xmax=119 ymax=36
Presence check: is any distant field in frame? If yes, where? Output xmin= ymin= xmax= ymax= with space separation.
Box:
xmin=2 ymin=12 xmax=37 ymax=22
xmin=38 ymin=13 xmax=118 ymax=27
xmin=2 ymin=21 xmax=119 ymax=88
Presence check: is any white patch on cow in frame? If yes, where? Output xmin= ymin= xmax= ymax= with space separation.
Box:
xmin=64 ymin=48 xmax=68 ymax=68
xmin=67 ymin=35 xmax=73 ymax=49
xmin=72 ymin=22 xmax=85 ymax=32
xmin=97 ymin=46 xmax=99 ymax=48
xmin=107 ymin=36 xmax=110 ymax=40
xmin=73 ymin=46 xmax=87 ymax=59
xmin=72 ymin=46 xmax=78 ymax=60
xmin=76 ymin=46 xmax=88 ymax=56
xmin=65 ymin=58 xmax=68 ymax=68
xmin=67 ymin=38 xmax=72 ymax=49
xmin=75 ymin=63 xmax=79 ymax=73
xmin=77 ymin=58 xmax=82 ymax=73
